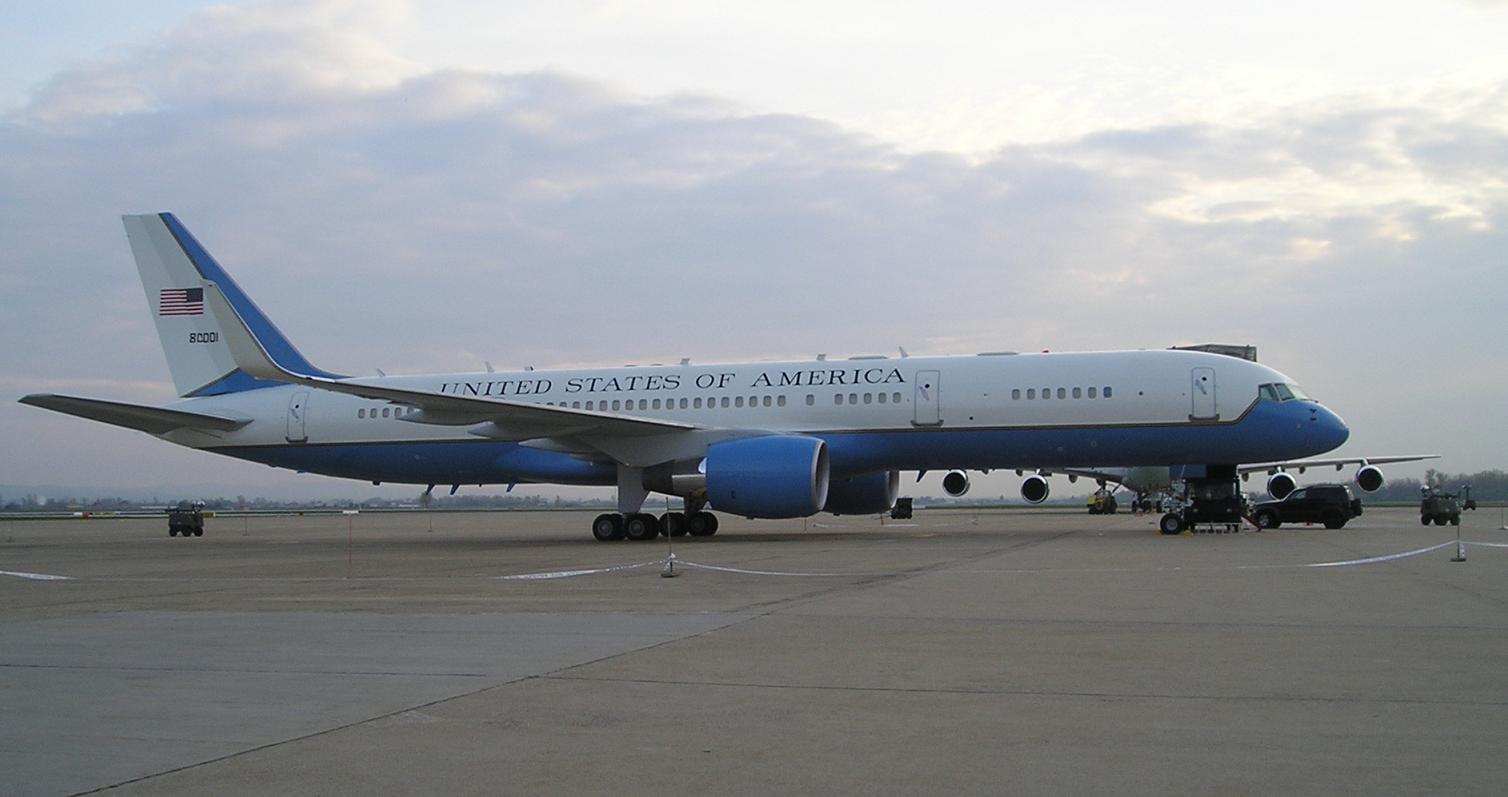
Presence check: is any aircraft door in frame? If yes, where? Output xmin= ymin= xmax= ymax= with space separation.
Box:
xmin=286 ymin=390 xmax=310 ymax=443
xmin=1190 ymin=367 xmax=1217 ymax=420
xmin=913 ymin=370 xmax=941 ymax=426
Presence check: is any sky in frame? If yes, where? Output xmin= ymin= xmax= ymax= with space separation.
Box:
xmin=2 ymin=0 xmax=1505 ymax=501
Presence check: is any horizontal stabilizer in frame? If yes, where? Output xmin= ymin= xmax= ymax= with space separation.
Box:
xmin=19 ymin=394 xmax=251 ymax=435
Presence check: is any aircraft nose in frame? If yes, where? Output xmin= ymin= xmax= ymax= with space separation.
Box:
xmin=1309 ymin=404 xmax=1349 ymax=452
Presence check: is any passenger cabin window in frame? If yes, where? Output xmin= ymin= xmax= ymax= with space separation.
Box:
xmin=1056 ymin=388 xmax=1066 ymax=399
xmin=777 ymin=395 xmax=787 ymax=407
xmin=877 ymin=392 xmax=887 ymax=404
xmin=1011 ymin=389 xmax=1020 ymax=400
xmin=1088 ymin=387 xmax=1097 ymax=398
xmin=1072 ymin=387 xmax=1081 ymax=398
xmin=358 ymin=408 xmax=366 ymax=418
xmin=1027 ymin=389 xmax=1036 ymax=399
xmin=381 ymin=407 xmax=390 ymax=418
xmin=806 ymin=394 xmax=815 ymax=406
xmin=892 ymin=392 xmax=901 ymax=403
xmin=1104 ymin=386 xmax=1113 ymax=398
xmin=835 ymin=394 xmax=844 ymax=405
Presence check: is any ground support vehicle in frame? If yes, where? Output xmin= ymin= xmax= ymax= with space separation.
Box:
xmin=1159 ymin=474 xmax=1245 ymax=534
xmin=1087 ymin=490 xmax=1119 ymax=515
xmin=1420 ymin=486 xmax=1466 ymax=526
xmin=167 ymin=501 xmax=205 ymax=537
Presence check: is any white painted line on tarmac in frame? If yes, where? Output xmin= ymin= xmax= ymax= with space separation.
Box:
xmin=496 ymin=560 xmax=664 ymax=580
xmin=1465 ymin=540 xmax=1508 ymax=549
xmin=678 ymin=560 xmax=859 ymax=577
xmin=0 ymin=569 xmax=74 ymax=581
xmin=1302 ymin=541 xmax=1456 ymax=568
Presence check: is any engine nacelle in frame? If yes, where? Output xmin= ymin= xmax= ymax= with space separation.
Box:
xmin=825 ymin=471 xmax=900 ymax=515
xmin=705 ymin=435 xmax=829 ymax=518
xmin=942 ymin=470 xmax=971 ymax=496
xmin=1355 ymin=465 xmax=1385 ymax=493
xmin=1266 ymin=471 xmax=1297 ymax=500
xmin=1020 ymin=474 xmax=1050 ymax=504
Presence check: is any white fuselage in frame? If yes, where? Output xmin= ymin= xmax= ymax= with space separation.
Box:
xmin=159 ymin=348 xmax=1346 ymax=487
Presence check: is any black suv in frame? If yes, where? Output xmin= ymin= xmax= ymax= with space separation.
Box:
xmin=1251 ymin=484 xmax=1362 ymax=529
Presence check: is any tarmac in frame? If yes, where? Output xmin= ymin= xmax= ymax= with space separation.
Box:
xmin=2 ymin=505 xmax=1506 ymax=796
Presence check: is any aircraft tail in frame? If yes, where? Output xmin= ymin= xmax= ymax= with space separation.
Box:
xmin=122 ymin=213 xmax=340 ymax=397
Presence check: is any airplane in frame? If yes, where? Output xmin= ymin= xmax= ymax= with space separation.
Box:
xmin=20 ymin=213 xmax=1353 ymax=541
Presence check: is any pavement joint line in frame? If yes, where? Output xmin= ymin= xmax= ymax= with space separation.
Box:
xmin=0 ymin=662 xmax=496 ymax=677
xmin=64 ymin=612 xmax=765 ymax=796
xmin=538 ymin=673 xmax=1508 ymax=708
xmin=766 ymin=612 xmax=1508 ymax=632
xmin=66 ymin=675 xmax=535 ymax=797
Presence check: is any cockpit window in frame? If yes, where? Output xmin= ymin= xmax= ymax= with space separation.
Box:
xmin=1260 ymin=382 xmax=1312 ymax=402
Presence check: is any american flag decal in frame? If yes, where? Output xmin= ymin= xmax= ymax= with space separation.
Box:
xmin=159 ymin=287 xmax=205 ymax=316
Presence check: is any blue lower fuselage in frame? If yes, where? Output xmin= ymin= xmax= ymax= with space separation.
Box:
xmin=210 ymin=398 xmax=1346 ymax=486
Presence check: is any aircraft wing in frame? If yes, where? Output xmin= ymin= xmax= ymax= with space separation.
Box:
xmin=18 ymin=394 xmax=251 ymax=435
xmin=201 ymin=281 xmax=708 ymax=462
xmin=1238 ymin=455 xmax=1440 ymax=475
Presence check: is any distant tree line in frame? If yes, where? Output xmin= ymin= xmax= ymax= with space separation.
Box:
xmin=1365 ymin=469 xmax=1507 ymax=502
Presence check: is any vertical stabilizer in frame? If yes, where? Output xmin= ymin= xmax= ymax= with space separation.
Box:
xmin=123 ymin=213 xmax=338 ymax=397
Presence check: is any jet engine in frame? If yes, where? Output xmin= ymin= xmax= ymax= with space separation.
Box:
xmin=1355 ymin=464 xmax=1385 ymax=493
xmin=1266 ymin=471 xmax=1297 ymax=500
xmin=1020 ymin=473 xmax=1050 ymax=504
xmin=705 ymin=435 xmax=830 ymax=518
xmin=942 ymin=470 xmax=971 ymax=497
xmin=825 ymin=471 xmax=900 ymax=515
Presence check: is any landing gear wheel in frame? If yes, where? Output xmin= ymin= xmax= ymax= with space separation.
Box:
xmin=168 ymin=527 xmax=179 ymax=537
xmin=193 ymin=528 xmax=203 ymax=537
xmin=624 ymin=513 xmax=660 ymax=541
xmin=1420 ymin=514 xmax=1432 ymax=526
xmin=591 ymin=513 xmax=625 ymax=541
xmin=1159 ymin=513 xmax=1185 ymax=535
xmin=1254 ymin=510 xmax=1279 ymax=530
xmin=660 ymin=512 xmax=686 ymax=537
xmin=686 ymin=511 xmax=719 ymax=537
xmin=1450 ymin=514 xmax=1461 ymax=526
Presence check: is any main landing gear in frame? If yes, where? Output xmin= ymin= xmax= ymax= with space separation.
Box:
xmin=591 ymin=511 xmax=720 ymax=542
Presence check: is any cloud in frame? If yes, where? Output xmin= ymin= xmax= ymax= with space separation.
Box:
xmin=2 ymin=0 xmax=1505 ymax=494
